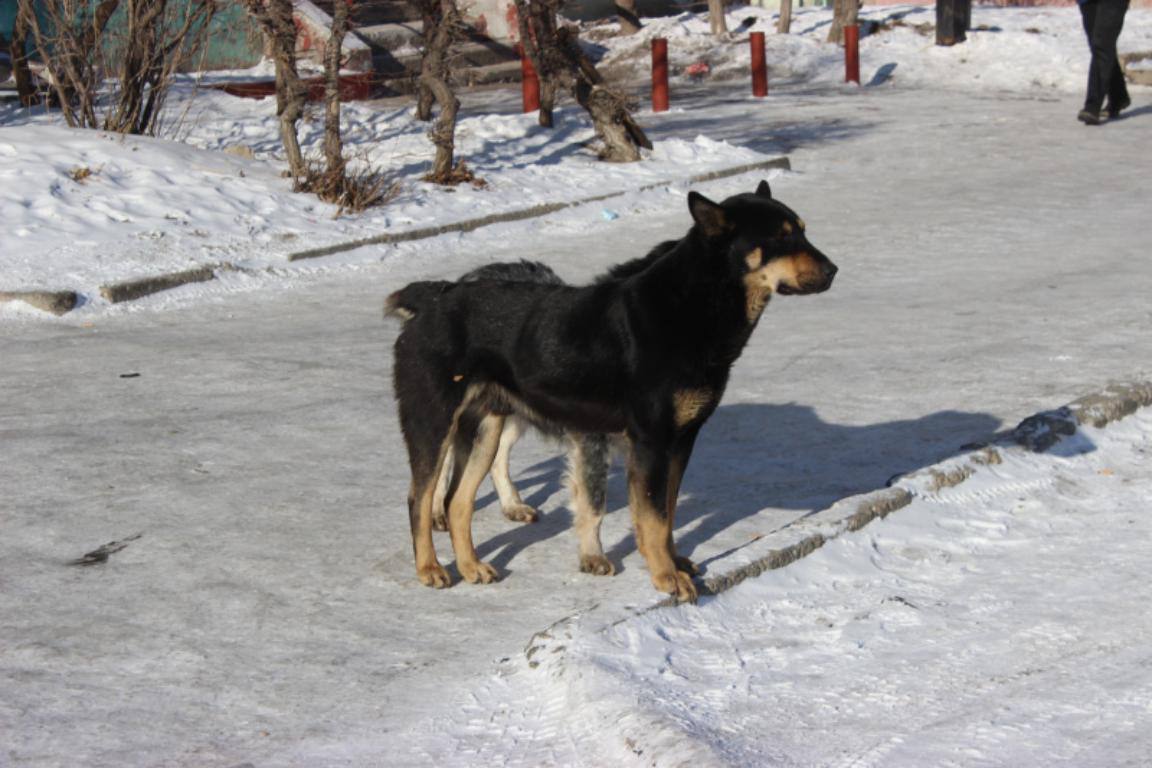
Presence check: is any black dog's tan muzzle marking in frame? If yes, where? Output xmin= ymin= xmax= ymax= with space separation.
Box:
xmin=743 ymin=248 xmax=838 ymax=321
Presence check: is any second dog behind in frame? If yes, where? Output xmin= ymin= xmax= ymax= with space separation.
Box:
xmin=431 ymin=252 xmax=674 ymax=574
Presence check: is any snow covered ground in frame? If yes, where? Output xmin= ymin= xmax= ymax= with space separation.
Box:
xmin=3 ymin=5 xmax=1152 ymax=767
xmin=1 ymin=5 xmax=1151 ymax=302
xmin=426 ymin=408 xmax=1152 ymax=767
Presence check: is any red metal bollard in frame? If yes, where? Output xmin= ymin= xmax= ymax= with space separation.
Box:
xmin=844 ymin=25 xmax=860 ymax=84
xmin=750 ymin=31 xmax=768 ymax=97
xmin=519 ymin=43 xmax=540 ymax=113
xmin=652 ymin=38 xmax=669 ymax=113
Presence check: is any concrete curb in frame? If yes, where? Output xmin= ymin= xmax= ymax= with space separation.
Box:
xmin=0 ymin=290 xmax=80 ymax=316
xmin=684 ymin=379 xmax=1152 ymax=605
xmin=286 ymin=157 xmax=792 ymax=262
xmin=98 ymin=266 xmax=218 ymax=305
xmin=3 ymin=157 xmax=790 ymax=315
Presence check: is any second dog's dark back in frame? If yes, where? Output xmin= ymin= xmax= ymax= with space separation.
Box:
xmin=459 ymin=260 xmax=563 ymax=286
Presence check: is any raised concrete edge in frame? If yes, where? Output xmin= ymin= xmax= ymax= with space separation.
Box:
xmin=3 ymin=157 xmax=790 ymax=315
xmin=526 ymin=378 xmax=1152 ymax=657
xmin=285 ymin=156 xmax=792 ymax=262
xmin=0 ymin=290 xmax=80 ymax=316
xmin=677 ymin=379 xmax=1152 ymax=606
xmin=98 ymin=265 xmax=218 ymax=305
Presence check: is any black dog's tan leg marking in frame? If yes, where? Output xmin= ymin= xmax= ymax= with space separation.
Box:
xmin=673 ymin=388 xmax=714 ymax=429
xmin=447 ymin=412 xmax=502 ymax=584
xmin=492 ymin=417 xmax=538 ymax=523
xmin=409 ymin=464 xmax=451 ymax=588
xmin=665 ymin=428 xmax=702 ymax=576
xmin=400 ymin=406 xmax=456 ymax=588
xmin=568 ymin=433 xmax=613 ymax=576
xmin=627 ymin=439 xmax=697 ymax=603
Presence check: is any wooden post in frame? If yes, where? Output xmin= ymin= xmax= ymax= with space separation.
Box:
xmin=844 ymin=24 xmax=860 ymax=84
xmin=519 ymin=43 xmax=540 ymax=113
xmin=651 ymin=37 xmax=669 ymax=113
xmin=750 ymin=31 xmax=767 ymax=97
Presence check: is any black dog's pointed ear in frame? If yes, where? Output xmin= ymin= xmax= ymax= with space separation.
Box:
xmin=755 ymin=180 xmax=772 ymax=199
xmin=688 ymin=192 xmax=730 ymax=239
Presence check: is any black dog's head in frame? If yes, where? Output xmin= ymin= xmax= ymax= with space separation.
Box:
xmin=688 ymin=181 xmax=838 ymax=320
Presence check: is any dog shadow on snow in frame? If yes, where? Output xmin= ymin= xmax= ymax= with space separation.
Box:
xmin=473 ymin=403 xmax=1001 ymax=576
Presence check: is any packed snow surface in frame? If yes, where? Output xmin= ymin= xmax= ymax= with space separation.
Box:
xmin=3 ymin=4 xmax=1152 ymax=767
xmin=425 ymin=411 xmax=1152 ymax=766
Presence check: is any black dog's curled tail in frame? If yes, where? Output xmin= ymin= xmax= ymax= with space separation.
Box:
xmin=384 ymin=281 xmax=454 ymax=322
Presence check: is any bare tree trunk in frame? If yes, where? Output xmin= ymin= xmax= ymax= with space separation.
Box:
xmin=558 ymin=25 xmax=649 ymax=161
xmin=11 ymin=0 xmax=38 ymax=106
xmin=413 ymin=0 xmax=438 ymax=121
xmin=514 ymin=0 xmax=555 ymax=127
xmin=708 ymin=0 xmax=727 ymax=36
xmin=777 ymin=0 xmax=793 ymax=35
xmin=828 ymin=0 xmax=858 ymax=44
xmin=244 ymin=0 xmax=308 ymax=180
xmin=615 ymin=0 xmax=641 ymax=36
xmin=323 ymin=0 xmax=351 ymax=184
xmin=514 ymin=0 xmax=649 ymax=162
xmin=414 ymin=0 xmax=462 ymax=181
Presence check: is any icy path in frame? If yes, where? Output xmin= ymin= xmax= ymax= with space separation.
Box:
xmin=3 ymin=84 xmax=1151 ymax=766
xmin=431 ymin=410 xmax=1152 ymax=767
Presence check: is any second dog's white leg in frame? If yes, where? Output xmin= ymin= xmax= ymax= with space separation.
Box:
xmin=493 ymin=417 xmax=538 ymax=523
xmin=568 ymin=433 xmax=614 ymax=576
xmin=431 ymin=451 xmax=452 ymax=532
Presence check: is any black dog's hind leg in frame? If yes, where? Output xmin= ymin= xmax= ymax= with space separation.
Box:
xmin=445 ymin=408 xmax=503 ymax=584
xmin=567 ymin=433 xmax=613 ymax=576
xmin=402 ymin=414 xmax=455 ymax=589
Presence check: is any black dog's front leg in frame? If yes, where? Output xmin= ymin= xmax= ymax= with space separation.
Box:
xmin=627 ymin=432 xmax=699 ymax=603
xmin=665 ymin=425 xmax=702 ymax=577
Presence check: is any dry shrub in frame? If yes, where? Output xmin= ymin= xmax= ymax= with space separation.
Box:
xmin=70 ymin=166 xmax=96 ymax=183
xmin=299 ymin=159 xmax=399 ymax=217
xmin=23 ymin=0 xmax=215 ymax=136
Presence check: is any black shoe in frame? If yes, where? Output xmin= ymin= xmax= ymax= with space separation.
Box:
xmin=1107 ymin=95 xmax=1131 ymax=119
xmin=1078 ymin=109 xmax=1102 ymax=125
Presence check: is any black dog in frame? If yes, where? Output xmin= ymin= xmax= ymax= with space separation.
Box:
xmin=386 ymin=181 xmax=837 ymax=602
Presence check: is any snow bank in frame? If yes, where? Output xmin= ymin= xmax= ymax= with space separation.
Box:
xmin=3 ymin=6 xmax=1149 ymax=310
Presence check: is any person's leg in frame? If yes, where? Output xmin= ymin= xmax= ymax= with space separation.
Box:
xmin=1080 ymin=0 xmax=1106 ymax=114
xmin=1089 ymin=0 xmax=1129 ymax=113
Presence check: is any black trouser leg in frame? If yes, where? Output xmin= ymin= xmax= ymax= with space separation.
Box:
xmin=1080 ymin=0 xmax=1130 ymax=112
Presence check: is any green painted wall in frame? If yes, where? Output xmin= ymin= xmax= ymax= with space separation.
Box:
xmin=0 ymin=0 xmax=264 ymax=71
